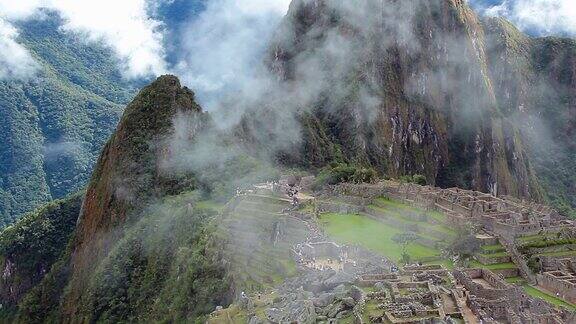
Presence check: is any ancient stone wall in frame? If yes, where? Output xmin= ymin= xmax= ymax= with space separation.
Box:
xmin=454 ymin=269 xmax=576 ymax=323
xmin=383 ymin=181 xmax=573 ymax=243
xmin=537 ymin=271 xmax=576 ymax=303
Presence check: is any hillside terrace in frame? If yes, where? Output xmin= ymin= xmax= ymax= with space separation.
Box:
xmin=389 ymin=182 xmax=574 ymax=239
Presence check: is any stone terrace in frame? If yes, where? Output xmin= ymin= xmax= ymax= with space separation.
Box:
xmin=538 ymin=268 xmax=576 ymax=304
xmin=357 ymin=265 xmax=472 ymax=323
xmin=454 ymin=268 xmax=576 ymax=323
xmin=390 ymin=182 xmax=573 ymax=240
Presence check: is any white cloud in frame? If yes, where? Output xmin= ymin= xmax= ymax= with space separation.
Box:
xmin=0 ymin=1 xmax=43 ymax=19
xmin=175 ymin=0 xmax=292 ymax=107
xmin=479 ymin=0 xmax=576 ymax=36
xmin=0 ymin=18 xmax=38 ymax=80
xmin=0 ymin=0 xmax=167 ymax=79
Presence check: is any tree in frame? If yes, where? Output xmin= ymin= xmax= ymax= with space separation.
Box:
xmin=392 ymin=233 xmax=418 ymax=265
xmin=447 ymin=224 xmax=481 ymax=264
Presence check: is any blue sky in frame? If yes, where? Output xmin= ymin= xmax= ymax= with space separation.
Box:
xmin=469 ymin=0 xmax=576 ymax=37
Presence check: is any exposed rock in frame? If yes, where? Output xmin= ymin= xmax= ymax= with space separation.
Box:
xmin=323 ymin=271 xmax=355 ymax=289
xmin=269 ymin=0 xmax=543 ymax=200
xmin=62 ymin=75 xmax=207 ymax=319
xmin=313 ymin=293 xmax=335 ymax=307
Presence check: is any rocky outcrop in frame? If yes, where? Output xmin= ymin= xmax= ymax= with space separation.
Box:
xmin=61 ymin=75 xmax=206 ymax=319
xmin=268 ymin=0 xmax=543 ymax=199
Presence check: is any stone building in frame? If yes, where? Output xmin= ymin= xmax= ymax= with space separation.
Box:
xmin=357 ymin=265 xmax=470 ymax=323
xmin=454 ymin=268 xmax=576 ymax=323
xmin=390 ymin=182 xmax=573 ymax=240
xmin=537 ymin=268 xmax=576 ymax=304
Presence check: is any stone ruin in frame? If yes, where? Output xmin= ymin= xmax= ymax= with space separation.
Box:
xmin=318 ymin=180 xmax=574 ymax=242
xmin=294 ymin=242 xmax=349 ymax=272
xmin=537 ymin=265 xmax=576 ymax=304
xmin=453 ymin=268 xmax=576 ymax=323
xmin=357 ymin=265 xmax=469 ymax=323
xmin=390 ymin=182 xmax=574 ymax=240
xmin=293 ymin=241 xmax=391 ymax=275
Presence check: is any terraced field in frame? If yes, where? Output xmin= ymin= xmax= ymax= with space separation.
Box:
xmin=516 ymin=234 xmax=576 ymax=270
xmin=320 ymin=197 xmax=524 ymax=277
xmin=320 ymin=197 xmax=455 ymax=265
xmin=320 ymin=212 xmax=441 ymax=262
xmin=471 ymin=242 xmax=519 ymax=278
xmin=218 ymin=194 xmax=309 ymax=291
xmin=522 ymin=285 xmax=576 ymax=311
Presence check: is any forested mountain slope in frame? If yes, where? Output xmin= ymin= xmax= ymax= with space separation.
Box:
xmin=0 ymin=0 xmax=575 ymax=322
xmin=0 ymin=13 xmax=135 ymax=226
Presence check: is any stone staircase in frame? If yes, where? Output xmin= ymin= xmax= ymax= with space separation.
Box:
xmin=500 ymin=238 xmax=537 ymax=284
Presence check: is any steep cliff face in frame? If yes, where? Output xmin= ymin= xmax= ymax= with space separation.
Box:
xmin=482 ymin=18 xmax=576 ymax=215
xmin=269 ymin=0 xmax=540 ymax=199
xmin=62 ymin=75 xmax=206 ymax=319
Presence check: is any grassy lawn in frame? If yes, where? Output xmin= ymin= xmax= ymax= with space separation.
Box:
xmin=534 ymin=250 xmax=576 ymax=257
xmin=375 ymin=197 xmax=416 ymax=210
xmin=368 ymin=205 xmax=420 ymax=225
xmin=320 ymin=213 xmax=441 ymax=262
xmin=374 ymin=198 xmax=447 ymax=222
xmin=424 ymin=259 xmax=455 ymax=269
xmin=368 ymin=205 xmax=456 ymax=238
xmin=481 ymin=244 xmax=505 ymax=252
xmin=522 ymin=285 xmax=576 ymax=311
xmin=196 ymin=200 xmax=225 ymax=212
xmin=469 ymin=260 xmax=517 ymax=270
xmin=505 ymin=277 xmax=525 ymax=284
xmin=517 ymin=234 xmax=547 ymax=243
xmin=477 ymin=251 xmax=509 ymax=258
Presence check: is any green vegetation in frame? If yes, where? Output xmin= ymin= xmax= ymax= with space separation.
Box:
xmin=197 ymin=153 xmax=280 ymax=202
xmin=374 ymin=197 xmax=447 ymax=224
xmin=505 ymin=277 xmax=525 ymax=284
xmin=448 ymin=232 xmax=481 ymax=261
xmin=482 ymin=244 xmax=506 ymax=252
xmin=320 ymin=197 xmax=522 ymax=275
xmin=534 ymin=250 xmax=576 ymax=257
xmin=320 ymin=213 xmax=440 ymax=262
xmin=0 ymin=14 xmax=135 ymax=227
xmin=313 ymin=163 xmax=377 ymax=189
xmin=522 ymin=285 xmax=576 ymax=311
xmin=399 ymin=174 xmax=427 ymax=185
xmin=16 ymin=191 xmax=230 ymax=323
xmin=195 ymin=200 xmax=225 ymax=213
xmin=392 ymin=232 xmax=419 ymax=265
xmin=0 ymin=193 xmax=82 ymax=317
xmin=469 ymin=261 xmax=516 ymax=270
xmin=519 ymin=238 xmax=576 ymax=250
xmin=218 ymin=194 xmax=306 ymax=292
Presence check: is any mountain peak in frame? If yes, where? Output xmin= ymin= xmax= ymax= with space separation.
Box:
xmin=62 ymin=74 xmax=205 ymax=318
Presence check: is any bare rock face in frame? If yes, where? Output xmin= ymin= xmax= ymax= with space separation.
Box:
xmin=62 ymin=75 xmax=206 ymax=319
xmin=268 ymin=0 xmax=541 ymax=199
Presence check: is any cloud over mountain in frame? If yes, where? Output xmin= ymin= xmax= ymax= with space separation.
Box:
xmin=0 ymin=18 xmax=38 ymax=79
xmin=0 ymin=0 xmax=167 ymax=79
xmin=471 ymin=0 xmax=576 ymax=36
xmin=174 ymin=0 xmax=291 ymax=108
